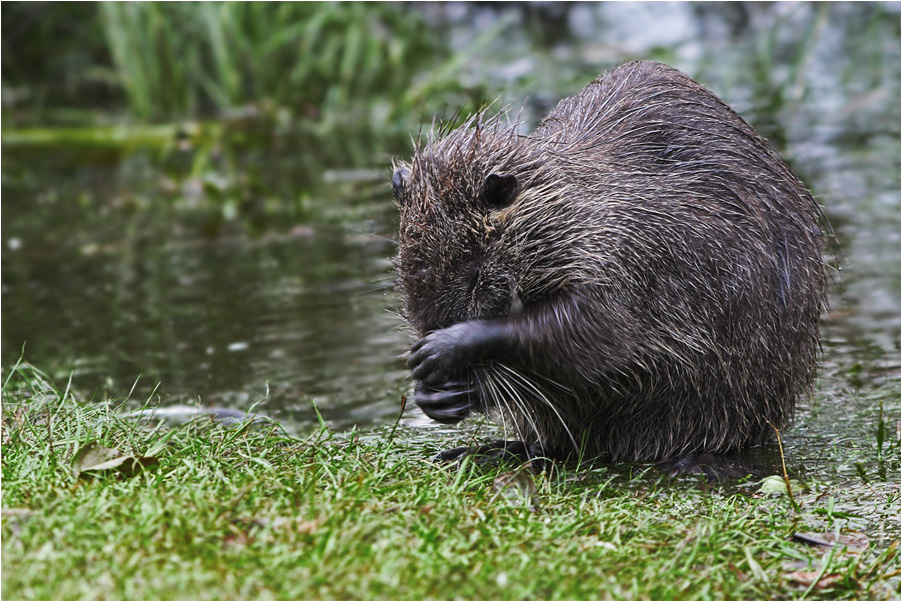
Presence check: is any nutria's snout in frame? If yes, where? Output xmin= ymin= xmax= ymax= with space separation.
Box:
xmin=391 ymin=168 xmax=408 ymax=201
xmin=395 ymin=60 xmax=828 ymax=464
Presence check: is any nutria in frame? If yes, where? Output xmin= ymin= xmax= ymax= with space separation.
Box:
xmin=391 ymin=61 xmax=828 ymax=464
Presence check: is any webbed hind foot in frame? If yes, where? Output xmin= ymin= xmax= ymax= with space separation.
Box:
xmin=660 ymin=452 xmax=763 ymax=481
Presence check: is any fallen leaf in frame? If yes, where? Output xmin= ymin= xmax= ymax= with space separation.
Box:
xmin=71 ymin=441 xmax=159 ymax=479
xmin=786 ymin=571 xmax=845 ymax=589
xmin=269 ymin=516 xmax=323 ymax=535
xmin=791 ymin=531 xmax=870 ymax=551
xmin=493 ymin=469 xmax=538 ymax=509
xmin=758 ymin=475 xmax=803 ymax=496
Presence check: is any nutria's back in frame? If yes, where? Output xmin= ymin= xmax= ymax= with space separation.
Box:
xmin=392 ymin=61 xmax=828 ymax=462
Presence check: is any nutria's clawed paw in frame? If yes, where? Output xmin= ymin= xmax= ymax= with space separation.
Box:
xmin=413 ymin=380 xmax=472 ymax=424
xmin=408 ymin=323 xmax=476 ymax=386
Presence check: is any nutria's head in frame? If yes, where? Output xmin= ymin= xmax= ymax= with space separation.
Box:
xmin=392 ymin=116 xmax=537 ymax=336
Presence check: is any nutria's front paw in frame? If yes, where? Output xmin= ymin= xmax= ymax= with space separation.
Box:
xmin=414 ymin=380 xmax=472 ymax=424
xmin=408 ymin=323 xmax=474 ymax=385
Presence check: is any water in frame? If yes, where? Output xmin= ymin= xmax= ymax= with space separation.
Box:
xmin=3 ymin=3 xmax=899 ymax=454
xmin=2 ymin=147 xmax=410 ymax=431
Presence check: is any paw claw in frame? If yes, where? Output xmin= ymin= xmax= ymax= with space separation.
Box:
xmin=414 ymin=380 xmax=473 ymax=424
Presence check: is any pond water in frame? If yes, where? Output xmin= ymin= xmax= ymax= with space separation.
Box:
xmin=2 ymin=140 xmax=410 ymax=431
xmin=3 ymin=3 xmax=899 ymax=460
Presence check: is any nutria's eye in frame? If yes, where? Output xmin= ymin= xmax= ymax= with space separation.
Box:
xmin=392 ymin=168 xmax=408 ymax=201
xmin=480 ymin=173 xmax=519 ymax=210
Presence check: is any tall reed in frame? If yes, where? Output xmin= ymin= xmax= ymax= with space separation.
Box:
xmin=98 ymin=2 xmax=468 ymax=125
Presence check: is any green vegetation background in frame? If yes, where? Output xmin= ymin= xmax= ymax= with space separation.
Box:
xmin=3 ymin=2 xmax=487 ymax=133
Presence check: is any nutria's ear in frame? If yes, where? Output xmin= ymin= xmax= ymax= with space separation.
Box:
xmin=481 ymin=173 xmax=518 ymax=210
xmin=392 ymin=168 xmax=408 ymax=201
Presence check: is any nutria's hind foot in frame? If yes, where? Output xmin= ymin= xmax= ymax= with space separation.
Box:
xmin=660 ymin=452 xmax=763 ymax=481
xmin=434 ymin=440 xmax=558 ymax=473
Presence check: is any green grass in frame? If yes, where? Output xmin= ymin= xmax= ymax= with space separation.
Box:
xmin=2 ymin=363 xmax=899 ymax=600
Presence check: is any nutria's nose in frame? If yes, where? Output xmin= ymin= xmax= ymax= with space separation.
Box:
xmin=392 ymin=168 xmax=408 ymax=199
